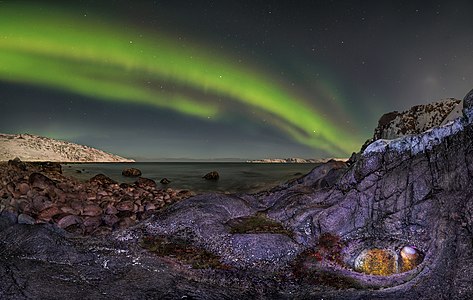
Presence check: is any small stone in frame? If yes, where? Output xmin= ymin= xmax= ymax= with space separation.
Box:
xmin=17 ymin=182 xmax=30 ymax=195
xmin=400 ymin=246 xmax=423 ymax=272
xmin=60 ymin=206 xmax=80 ymax=215
xmin=83 ymin=216 xmax=102 ymax=229
xmin=82 ymin=204 xmax=103 ymax=217
xmin=88 ymin=174 xmax=117 ymax=186
xmin=104 ymin=205 xmax=118 ymax=215
xmin=102 ymin=214 xmax=119 ymax=227
xmin=144 ymin=203 xmax=156 ymax=211
xmin=57 ymin=215 xmax=82 ymax=229
xmin=203 ymin=171 xmax=219 ymax=180
xmin=160 ymin=178 xmax=171 ymax=184
xmin=18 ymin=213 xmax=35 ymax=225
xmin=136 ymin=177 xmax=157 ymax=188
xmin=116 ymin=200 xmax=134 ymax=212
xmin=37 ymin=206 xmax=61 ymax=221
xmin=29 ymin=173 xmax=56 ymax=190
xmin=32 ymin=195 xmax=53 ymax=212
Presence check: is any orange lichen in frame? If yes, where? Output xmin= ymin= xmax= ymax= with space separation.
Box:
xmin=354 ymin=248 xmax=398 ymax=276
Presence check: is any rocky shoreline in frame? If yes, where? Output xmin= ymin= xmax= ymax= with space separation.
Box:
xmin=0 ymin=159 xmax=194 ymax=236
xmin=0 ymin=90 xmax=472 ymax=299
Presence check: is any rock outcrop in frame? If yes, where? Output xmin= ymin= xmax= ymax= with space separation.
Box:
xmin=373 ymin=98 xmax=462 ymax=140
xmin=0 ymin=133 xmax=134 ymax=162
xmin=0 ymin=91 xmax=472 ymax=299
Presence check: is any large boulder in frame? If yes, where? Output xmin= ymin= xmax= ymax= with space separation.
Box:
xmin=203 ymin=171 xmax=219 ymax=180
xmin=88 ymin=173 xmax=117 ymax=185
xmin=121 ymin=168 xmax=142 ymax=177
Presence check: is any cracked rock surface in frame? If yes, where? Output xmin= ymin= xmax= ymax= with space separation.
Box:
xmin=1 ymin=89 xmax=473 ymax=299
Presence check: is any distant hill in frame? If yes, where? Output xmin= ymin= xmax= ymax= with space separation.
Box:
xmin=0 ymin=133 xmax=134 ymax=162
xmin=246 ymin=157 xmax=347 ymax=163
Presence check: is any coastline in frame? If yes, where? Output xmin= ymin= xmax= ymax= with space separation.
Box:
xmin=0 ymin=159 xmax=194 ymax=235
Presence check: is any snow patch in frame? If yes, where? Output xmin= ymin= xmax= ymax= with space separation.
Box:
xmin=364 ymin=118 xmax=464 ymax=155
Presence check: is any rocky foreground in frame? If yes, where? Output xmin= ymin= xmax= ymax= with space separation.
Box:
xmin=0 ymin=133 xmax=134 ymax=162
xmin=1 ymin=91 xmax=473 ymax=299
xmin=0 ymin=159 xmax=194 ymax=236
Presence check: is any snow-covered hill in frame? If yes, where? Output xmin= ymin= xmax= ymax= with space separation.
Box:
xmin=0 ymin=133 xmax=134 ymax=162
xmin=246 ymin=157 xmax=347 ymax=163
xmin=373 ymin=98 xmax=463 ymax=140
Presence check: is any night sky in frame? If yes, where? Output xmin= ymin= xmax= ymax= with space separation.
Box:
xmin=1 ymin=1 xmax=472 ymax=161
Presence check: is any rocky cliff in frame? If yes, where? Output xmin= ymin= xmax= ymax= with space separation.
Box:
xmin=0 ymin=91 xmax=472 ymax=299
xmin=0 ymin=133 xmax=134 ymax=162
xmin=373 ymin=98 xmax=462 ymax=140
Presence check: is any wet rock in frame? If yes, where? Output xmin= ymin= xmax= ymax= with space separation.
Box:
xmin=83 ymin=216 xmax=102 ymax=231
xmin=17 ymin=213 xmax=35 ymax=225
xmin=32 ymin=196 xmax=54 ymax=212
xmin=57 ymin=214 xmax=82 ymax=229
xmin=136 ymin=177 xmax=157 ymax=188
xmin=144 ymin=202 xmax=156 ymax=211
xmin=60 ymin=206 xmax=80 ymax=215
xmin=203 ymin=171 xmax=219 ymax=180
xmin=116 ymin=200 xmax=134 ymax=212
xmin=14 ymin=198 xmax=31 ymax=213
xmin=160 ymin=178 xmax=171 ymax=184
xmin=17 ymin=182 xmax=30 ymax=195
xmin=29 ymin=172 xmax=56 ymax=190
xmin=122 ymin=168 xmax=142 ymax=177
xmin=88 ymin=174 xmax=117 ymax=186
xmin=102 ymin=214 xmax=119 ymax=227
xmin=82 ymin=204 xmax=102 ymax=217
xmin=37 ymin=206 xmax=61 ymax=221
xmin=6 ymin=182 xmax=15 ymax=194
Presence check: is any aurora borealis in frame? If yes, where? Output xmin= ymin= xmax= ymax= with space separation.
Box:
xmin=1 ymin=1 xmax=473 ymax=160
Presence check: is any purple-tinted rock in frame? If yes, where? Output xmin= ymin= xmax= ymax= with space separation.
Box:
xmin=135 ymin=177 xmax=157 ymax=188
xmin=29 ymin=173 xmax=56 ymax=190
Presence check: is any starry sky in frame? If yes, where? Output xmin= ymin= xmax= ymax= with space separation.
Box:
xmin=1 ymin=0 xmax=472 ymax=161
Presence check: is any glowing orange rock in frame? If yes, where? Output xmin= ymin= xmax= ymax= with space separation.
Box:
xmin=354 ymin=248 xmax=398 ymax=276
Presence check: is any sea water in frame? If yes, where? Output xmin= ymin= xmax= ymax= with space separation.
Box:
xmin=62 ymin=162 xmax=319 ymax=194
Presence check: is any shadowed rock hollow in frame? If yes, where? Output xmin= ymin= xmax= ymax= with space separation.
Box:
xmin=1 ymin=90 xmax=473 ymax=299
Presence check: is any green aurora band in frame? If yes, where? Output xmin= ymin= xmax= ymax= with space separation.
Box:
xmin=0 ymin=4 xmax=360 ymax=155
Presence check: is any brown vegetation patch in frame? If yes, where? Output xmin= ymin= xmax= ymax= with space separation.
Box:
xmin=226 ymin=214 xmax=293 ymax=237
xmin=141 ymin=236 xmax=231 ymax=270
